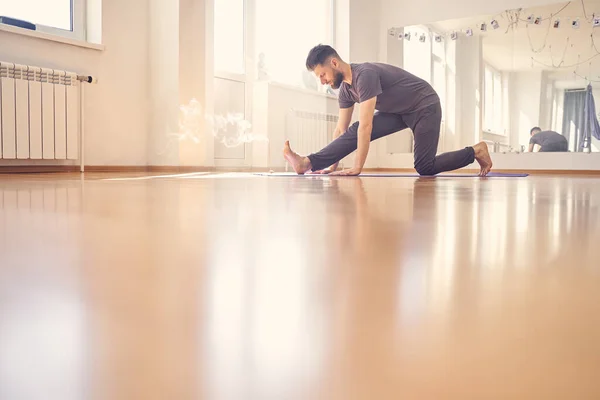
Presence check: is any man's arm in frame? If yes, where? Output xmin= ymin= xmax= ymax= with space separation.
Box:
xmin=312 ymin=106 xmax=354 ymax=173
xmin=329 ymin=106 xmax=354 ymax=170
xmin=528 ymin=137 xmax=537 ymax=152
xmin=331 ymin=97 xmax=376 ymax=176
xmin=336 ymin=105 xmax=354 ymax=138
xmin=330 ymin=68 xmax=382 ymax=176
xmin=353 ymin=97 xmax=377 ymax=171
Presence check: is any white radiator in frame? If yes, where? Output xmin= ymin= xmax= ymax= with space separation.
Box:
xmin=285 ymin=109 xmax=339 ymax=171
xmin=0 ymin=61 xmax=81 ymax=162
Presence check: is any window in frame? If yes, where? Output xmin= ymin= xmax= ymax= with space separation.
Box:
xmin=483 ymin=64 xmax=505 ymax=134
xmin=0 ymin=0 xmax=85 ymax=40
xmin=254 ymin=0 xmax=334 ymax=89
xmin=402 ymin=25 xmax=432 ymax=83
xmin=431 ymin=31 xmax=445 ymax=112
xmin=214 ymin=0 xmax=245 ymax=76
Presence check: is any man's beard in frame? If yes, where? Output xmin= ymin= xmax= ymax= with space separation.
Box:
xmin=331 ymin=71 xmax=344 ymax=89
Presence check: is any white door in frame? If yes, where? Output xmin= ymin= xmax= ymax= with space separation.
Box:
xmin=213 ymin=78 xmax=247 ymax=160
xmin=213 ymin=0 xmax=253 ymax=166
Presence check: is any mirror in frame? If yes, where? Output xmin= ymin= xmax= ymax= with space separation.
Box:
xmin=390 ymin=0 xmax=600 ymax=155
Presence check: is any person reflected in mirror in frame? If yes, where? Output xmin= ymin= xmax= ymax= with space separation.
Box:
xmin=528 ymin=127 xmax=569 ymax=152
xmin=283 ymin=45 xmax=493 ymax=177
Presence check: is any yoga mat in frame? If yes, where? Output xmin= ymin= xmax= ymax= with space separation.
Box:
xmin=254 ymin=172 xmax=529 ymax=177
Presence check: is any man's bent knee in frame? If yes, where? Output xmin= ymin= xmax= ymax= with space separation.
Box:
xmin=415 ymin=163 xmax=436 ymax=176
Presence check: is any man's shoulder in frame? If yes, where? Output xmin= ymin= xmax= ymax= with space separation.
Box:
xmin=353 ymin=63 xmax=407 ymax=84
xmin=353 ymin=62 xmax=382 ymax=75
xmin=352 ymin=63 xmax=383 ymax=85
xmin=354 ymin=62 xmax=402 ymax=73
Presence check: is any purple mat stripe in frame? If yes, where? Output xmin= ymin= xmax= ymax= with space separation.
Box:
xmin=254 ymin=172 xmax=529 ymax=178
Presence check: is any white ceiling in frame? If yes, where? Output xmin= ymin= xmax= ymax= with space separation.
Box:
xmin=430 ymin=0 xmax=600 ymax=79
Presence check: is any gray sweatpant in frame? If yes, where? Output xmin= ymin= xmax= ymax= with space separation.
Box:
xmin=307 ymin=102 xmax=475 ymax=175
xmin=540 ymin=142 xmax=568 ymax=152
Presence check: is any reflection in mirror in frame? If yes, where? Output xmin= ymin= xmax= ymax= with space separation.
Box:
xmin=394 ymin=0 xmax=600 ymax=154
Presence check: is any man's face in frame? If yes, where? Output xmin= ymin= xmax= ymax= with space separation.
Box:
xmin=313 ymin=58 xmax=344 ymax=89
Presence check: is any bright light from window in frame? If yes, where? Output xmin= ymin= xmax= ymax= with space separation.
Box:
xmin=255 ymin=0 xmax=332 ymax=88
xmin=403 ymin=26 xmax=432 ymax=83
xmin=0 ymin=0 xmax=71 ymax=31
xmin=484 ymin=67 xmax=494 ymax=130
xmin=484 ymin=64 xmax=505 ymax=134
xmin=492 ymin=72 xmax=502 ymax=130
xmin=214 ymin=0 xmax=245 ymax=75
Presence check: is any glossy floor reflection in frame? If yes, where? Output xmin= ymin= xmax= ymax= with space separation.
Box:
xmin=0 ymin=172 xmax=599 ymax=399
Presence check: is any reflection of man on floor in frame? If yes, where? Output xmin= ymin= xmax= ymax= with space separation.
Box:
xmin=528 ymin=127 xmax=569 ymax=152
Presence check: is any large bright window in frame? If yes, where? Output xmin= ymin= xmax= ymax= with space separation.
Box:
xmin=431 ymin=31 xmax=445 ymax=111
xmin=0 ymin=0 xmax=85 ymax=40
xmin=483 ymin=64 xmax=505 ymax=135
xmin=214 ymin=0 xmax=245 ymax=76
xmin=254 ymin=0 xmax=334 ymax=89
xmin=402 ymin=26 xmax=432 ymax=84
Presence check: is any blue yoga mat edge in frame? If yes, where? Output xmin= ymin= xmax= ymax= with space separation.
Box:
xmin=254 ymin=172 xmax=529 ymax=178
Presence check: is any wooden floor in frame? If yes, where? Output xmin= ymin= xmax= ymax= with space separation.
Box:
xmin=1 ymin=172 xmax=599 ymax=399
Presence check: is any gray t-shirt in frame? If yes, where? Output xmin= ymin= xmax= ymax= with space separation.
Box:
xmin=338 ymin=62 xmax=439 ymax=114
xmin=529 ymin=130 xmax=568 ymax=147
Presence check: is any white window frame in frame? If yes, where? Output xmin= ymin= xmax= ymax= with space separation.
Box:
xmin=2 ymin=0 xmax=86 ymax=41
xmin=483 ymin=63 xmax=505 ymax=135
xmin=214 ymin=0 xmax=248 ymax=82
xmin=237 ymin=0 xmax=335 ymax=90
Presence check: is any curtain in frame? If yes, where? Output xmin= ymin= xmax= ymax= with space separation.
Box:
xmin=561 ymin=90 xmax=586 ymax=152
xmin=585 ymin=84 xmax=600 ymax=143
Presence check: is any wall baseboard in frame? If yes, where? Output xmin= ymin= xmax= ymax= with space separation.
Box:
xmin=147 ymin=166 xmax=216 ymax=173
xmin=0 ymin=165 xmax=80 ymax=173
xmin=84 ymin=165 xmax=149 ymax=173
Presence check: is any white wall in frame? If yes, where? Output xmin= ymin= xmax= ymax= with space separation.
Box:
xmin=349 ymin=0 xmax=383 ymax=62
xmin=147 ymin=0 xmax=213 ymax=167
xmin=148 ymin=0 xmax=180 ymax=166
xmin=0 ymin=0 xmax=150 ymax=166
xmin=0 ymin=0 xmax=211 ymax=168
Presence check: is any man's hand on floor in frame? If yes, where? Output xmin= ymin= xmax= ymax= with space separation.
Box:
xmin=308 ymin=163 xmax=339 ymax=175
xmin=308 ymin=169 xmax=333 ymax=174
xmin=330 ymin=167 xmax=362 ymax=176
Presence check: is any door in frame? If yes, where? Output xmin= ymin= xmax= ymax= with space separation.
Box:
xmin=213 ymin=0 xmax=253 ymax=166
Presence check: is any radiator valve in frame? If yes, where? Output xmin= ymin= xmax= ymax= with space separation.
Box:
xmin=77 ymin=75 xmax=98 ymax=84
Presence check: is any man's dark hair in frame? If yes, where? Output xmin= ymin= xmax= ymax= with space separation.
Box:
xmin=530 ymin=126 xmax=541 ymax=135
xmin=306 ymin=44 xmax=341 ymax=70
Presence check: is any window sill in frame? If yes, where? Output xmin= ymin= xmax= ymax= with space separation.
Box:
xmin=266 ymin=81 xmax=338 ymax=100
xmin=483 ymin=130 xmax=507 ymax=137
xmin=0 ymin=23 xmax=104 ymax=51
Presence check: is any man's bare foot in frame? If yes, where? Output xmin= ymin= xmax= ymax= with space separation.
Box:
xmin=283 ymin=140 xmax=312 ymax=174
xmin=473 ymin=142 xmax=493 ymax=176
